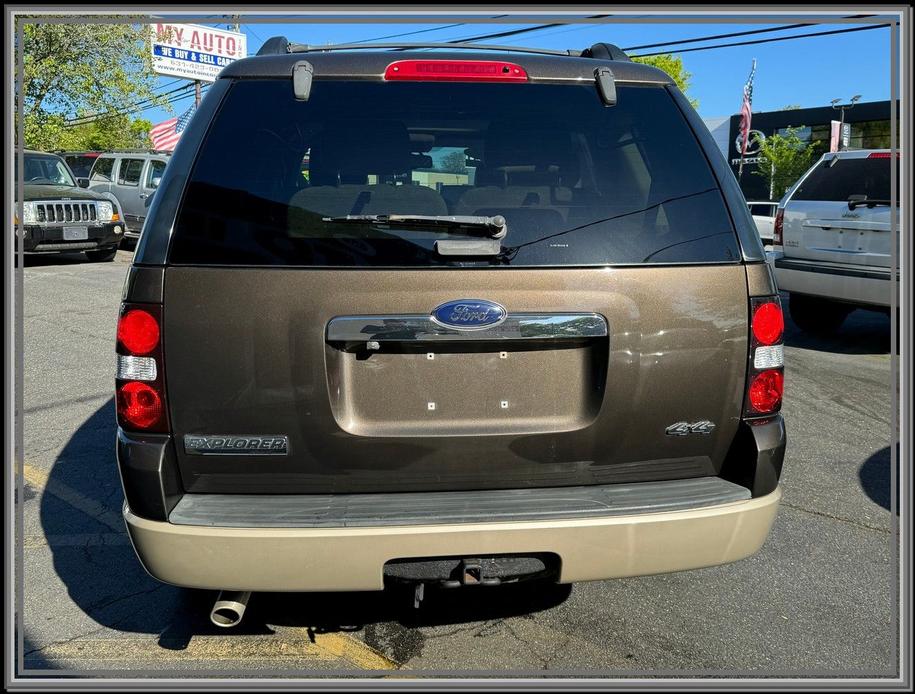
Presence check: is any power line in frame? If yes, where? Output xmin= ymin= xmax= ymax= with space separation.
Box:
xmin=63 ymin=83 xmax=194 ymax=126
xmin=440 ymin=18 xmax=610 ymax=45
xmin=623 ymin=22 xmax=826 ymax=51
xmin=350 ymin=22 xmax=467 ymax=44
xmin=61 ymin=86 xmax=204 ymax=128
xmin=630 ymin=23 xmax=891 ymax=57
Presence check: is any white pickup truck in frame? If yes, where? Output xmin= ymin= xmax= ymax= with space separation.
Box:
xmin=767 ymin=149 xmax=898 ymax=335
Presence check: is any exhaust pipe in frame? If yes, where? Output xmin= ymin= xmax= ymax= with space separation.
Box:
xmin=210 ymin=591 xmax=251 ymax=628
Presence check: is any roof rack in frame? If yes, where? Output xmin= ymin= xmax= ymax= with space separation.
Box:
xmin=257 ymin=38 xmax=630 ymax=61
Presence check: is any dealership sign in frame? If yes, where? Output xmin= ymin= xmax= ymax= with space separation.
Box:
xmin=150 ymin=24 xmax=246 ymax=83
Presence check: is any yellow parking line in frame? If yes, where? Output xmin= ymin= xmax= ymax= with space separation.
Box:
xmin=22 ymin=464 xmax=125 ymax=531
xmin=20 ymin=463 xmax=398 ymax=671
xmin=312 ymin=631 xmax=399 ymax=670
xmin=26 ymin=631 xmax=397 ymax=670
xmin=21 ymin=533 xmax=131 ymax=549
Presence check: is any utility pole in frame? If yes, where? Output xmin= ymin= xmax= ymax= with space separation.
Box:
xmin=831 ymin=95 xmax=861 ymax=151
xmin=194 ymin=80 xmax=201 ymax=108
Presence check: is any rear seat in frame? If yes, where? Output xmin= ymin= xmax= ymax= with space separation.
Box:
xmin=288 ymin=119 xmax=449 ymax=219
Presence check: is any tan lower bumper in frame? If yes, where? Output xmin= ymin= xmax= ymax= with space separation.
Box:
xmin=124 ymin=486 xmax=781 ymax=592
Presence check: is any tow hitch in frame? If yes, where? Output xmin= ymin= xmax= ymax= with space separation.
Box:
xmin=387 ymin=554 xmax=559 ymax=608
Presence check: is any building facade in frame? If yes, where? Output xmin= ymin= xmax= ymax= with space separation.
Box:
xmin=704 ymin=100 xmax=894 ymax=201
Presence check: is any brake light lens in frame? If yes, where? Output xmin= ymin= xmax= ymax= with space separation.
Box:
xmin=384 ymin=60 xmax=528 ymax=82
xmin=117 ymin=309 xmax=160 ymax=355
xmin=867 ymin=151 xmax=899 ymax=158
xmin=773 ymin=208 xmax=784 ymax=246
xmin=117 ymin=381 xmax=164 ymax=429
xmin=752 ymin=302 xmax=785 ymax=345
xmin=116 ymin=303 xmax=168 ymax=432
xmin=744 ymin=296 xmax=785 ymax=417
xmin=748 ymin=370 xmax=784 ymax=413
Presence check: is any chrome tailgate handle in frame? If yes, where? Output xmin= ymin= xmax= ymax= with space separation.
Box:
xmin=326 ymin=313 xmax=608 ymax=343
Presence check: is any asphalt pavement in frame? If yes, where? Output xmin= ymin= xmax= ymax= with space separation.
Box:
xmin=16 ymin=249 xmax=898 ymax=677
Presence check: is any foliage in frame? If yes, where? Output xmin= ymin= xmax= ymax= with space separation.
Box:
xmin=439 ymin=150 xmax=468 ymax=174
xmin=55 ymin=114 xmax=153 ymax=150
xmin=753 ymin=126 xmax=823 ymax=198
xmin=631 ymin=54 xmax=698 ymax=109
xmin=19 ymin=21 xmax=167 ymax=151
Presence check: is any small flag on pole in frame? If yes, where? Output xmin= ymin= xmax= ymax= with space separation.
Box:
xmin=738 ymin=60 xmax=757 ymax=157
xmin=149 ymin=105 xmax=196 ymax=152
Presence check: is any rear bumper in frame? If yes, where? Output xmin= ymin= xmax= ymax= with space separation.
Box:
xmin=768 ymin=250 xmax=896 ymax=308
xmin=124 ymin=485 xmax=781 ymax=592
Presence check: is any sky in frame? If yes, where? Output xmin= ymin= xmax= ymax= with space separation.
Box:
xmin=142 ymin=16 xmax=895 ymax=125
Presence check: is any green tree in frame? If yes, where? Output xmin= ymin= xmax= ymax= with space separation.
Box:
xmin=753 ymin=126 xmax=822 ymax=199
xmin=56 ymin=113 xmax=153 ymax=151
xmin=631 ymin=54 xmax=698 ymax=109
xmin=439 ymin=150 xmax=468 ymax=174
xmin=19 ymin=21 xmax=167 ymax=150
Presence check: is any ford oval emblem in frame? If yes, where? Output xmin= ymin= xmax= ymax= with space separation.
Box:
xmin=431 ymin=299 xmax=507 ymax=331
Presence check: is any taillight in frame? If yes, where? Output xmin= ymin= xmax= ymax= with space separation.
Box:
xmin=116 ymin=303 xmax=168 ymax=432
xmin=744 ymin=296 xmax=784 ymax=417
xmin=773 ymin=208 xmax=784 ymax=246
xmin=384 ymin=60 xmax=529 ymax=82
xmin=867 ymin=151 xmax=899 ymax=158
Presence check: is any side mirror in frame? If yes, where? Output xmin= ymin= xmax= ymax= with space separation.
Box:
xmin=150 ymin=176 xmax=162 ymax=189
xmin=77 ymin=178 xmax=90 ymax=188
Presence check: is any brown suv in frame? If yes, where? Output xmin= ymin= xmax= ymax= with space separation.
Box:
xmin=115 ymin=41 xmax=785 ymax=627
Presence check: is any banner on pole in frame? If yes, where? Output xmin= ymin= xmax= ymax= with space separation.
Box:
xmin=150 ymin=24 xmax=247 ymax=83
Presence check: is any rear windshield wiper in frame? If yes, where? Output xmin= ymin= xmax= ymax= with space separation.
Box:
xmin=322 ymin=214 xmax=507 ymax=239
xmin=847 ymin=196 xmax=894 ymax=210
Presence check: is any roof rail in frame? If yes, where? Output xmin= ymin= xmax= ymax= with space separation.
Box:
xmin=257 ymin=38 xmax=581 ymax=58
xmin=255 ymin=37 xmax=632 ymax=62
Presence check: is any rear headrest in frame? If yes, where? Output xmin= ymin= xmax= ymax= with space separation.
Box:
xmin=309 ymin=120 xmax=412 ymax=186
xmin=484 ymin=123 xmax=576 ymax=172
xmin=505 ymin=167 xmax=561 ymax=187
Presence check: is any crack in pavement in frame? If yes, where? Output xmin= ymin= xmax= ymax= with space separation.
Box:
xmin=779 ymin=500 xmax=892 ymax=534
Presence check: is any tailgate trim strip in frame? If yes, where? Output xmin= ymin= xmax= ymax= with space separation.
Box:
xmin=168 ymin=477 xmax=750 ymax=528
xmin=326 ymin=312 xmax=607 ymax=342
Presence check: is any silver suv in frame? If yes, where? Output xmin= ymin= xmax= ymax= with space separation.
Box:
xmin=768 ymin=149 xmax=899 ymax=334
xmin=88 ymin=151 xmax=170 ymax=241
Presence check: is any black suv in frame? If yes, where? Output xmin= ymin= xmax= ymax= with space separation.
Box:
xmin=16 ymin=150 xmax=125 ymax=261
xmin=116 ymin=41 xmax=785 ymax=627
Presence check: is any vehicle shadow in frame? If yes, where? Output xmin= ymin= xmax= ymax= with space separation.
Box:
xmin=21 ymin=252 xmax=92 ymax=267
xmin=35 ymin=399 xmax=572 ymax=665
xmin=858 ymin=445 xmax=898 ymax=514
xmin=782 ymin=304 xmax=892 ymax=356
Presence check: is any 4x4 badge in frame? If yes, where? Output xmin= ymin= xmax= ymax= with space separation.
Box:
xmin=666 ymin=421 xmax=716 ymax=436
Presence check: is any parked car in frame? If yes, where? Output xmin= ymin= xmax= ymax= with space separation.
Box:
xmin=115 ymin=40 xmax=785 ymax=627
xmin=768 ymin=149 xmax=899 ymax=334
xmin=58 ymin=150 xmax=103 ymax=179
xmin=88 ymin=151 xmax=170 ymax=241
xmin=14 ymin=150 xmax=125 ymax=261
xmin=747 ymin=201 xmax=778 ymax=245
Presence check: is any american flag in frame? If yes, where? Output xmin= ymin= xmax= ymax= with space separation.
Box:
xmin=738 ymin=60 xmax=757 ymax=157
xmin=149 ymin=105 xmax=196 ymax=152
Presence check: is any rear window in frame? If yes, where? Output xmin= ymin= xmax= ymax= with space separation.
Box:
xmin=169 ymin=80 xmax=739 ymax=267
xmin=792 ymin=156 xmax=897 ymax=203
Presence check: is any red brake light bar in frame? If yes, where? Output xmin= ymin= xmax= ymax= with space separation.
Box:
xmin=867 ymin=152 xmax=899 ymax=158
xmin=384 ymin=60 xmax=528 ymax=83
